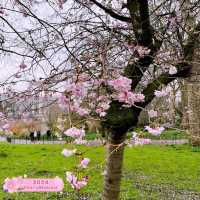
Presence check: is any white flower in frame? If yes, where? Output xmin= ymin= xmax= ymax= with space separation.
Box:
xmin=61 ymin=149 xmax=76 ymax=157
xmin=169 ymin=66 xmax=177 ymax=75
xmin=101 ymin=170 xmax=107 ymax=176
xmin=132 ymin=132 xmax=138 ymax=138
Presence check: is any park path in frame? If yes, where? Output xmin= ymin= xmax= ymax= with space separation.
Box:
xmin=0 ymin=137 xmax=189 ymax=146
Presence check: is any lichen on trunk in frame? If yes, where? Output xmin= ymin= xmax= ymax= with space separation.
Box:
xmin=102 ymin=135 xmax=126 ymax=200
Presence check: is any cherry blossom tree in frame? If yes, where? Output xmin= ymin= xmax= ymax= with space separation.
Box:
xmin=1 ymin=0 xmax=200 ymax=199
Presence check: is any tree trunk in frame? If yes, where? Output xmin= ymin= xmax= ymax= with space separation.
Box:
xmin=180 ymin=80 xmax=190 ymax=129
xmin=102 ymin=135 xmax=125 ymax=200
xmin=169 ymin=82 xmax=177 ymax=125
xmin=187 ymin=80 xmax=200 ymax=146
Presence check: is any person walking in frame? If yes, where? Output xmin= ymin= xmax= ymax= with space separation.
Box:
xmin=37 ymin=130 xmax=41 ymax=141
xmin=33 ymin=131 xmax=37 ymax=143
xmin=30 ymin=132 xmax=34 ymax=141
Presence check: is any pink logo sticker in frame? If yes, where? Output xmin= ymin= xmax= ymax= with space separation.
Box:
xmin=3 ymin=177 xmax=64 ymax=193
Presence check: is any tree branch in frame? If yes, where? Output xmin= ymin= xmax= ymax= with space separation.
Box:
xmin=137 ymin=0 xmax=153 ymax=47
xmin=140 ymin=62 xmax=191 ymax=107
xmin=183 ymin=21 xmax=200 ymax=61
xmin=124 ymin=0 xmax=158 ymax=89
xmin=90 ymin=0 xmax=131 ymax=22
xmin=136 ymin=22 xmax=200 ymax=108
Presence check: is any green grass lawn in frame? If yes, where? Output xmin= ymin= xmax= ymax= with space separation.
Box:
xmin=0 ymin=142 xmax=200 ymax=199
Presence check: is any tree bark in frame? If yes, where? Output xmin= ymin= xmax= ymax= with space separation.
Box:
xmin=102 ymin=135 xmax=125 ymax=200
xmin=180 ymin=80 xmax=190 ymax=129
xmin=186 ymin=79 xmax=200 ymax=146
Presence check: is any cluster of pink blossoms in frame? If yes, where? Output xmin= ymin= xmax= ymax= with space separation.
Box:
xmin=108 ymin=76 xmax=145 ymax=107
xmin=130 ymin=132 xmax=152 ymax=146
xmin=80 ymin=158 xmax=90 ymax=168
xmin=154 ymin=88 xmax=169 ymax=97
xmin=95 ymin=96 xmax=111 ymax=117
xmin=64 ymin=127 xmax=87 ymax=145
xmin=125 ymin=44 xmax=150 ymax=58
xmin=66 ymin=172 xmax=88 ymax=190
xmin=61 ymin=149 xmax=77 ymax=157
xmin=148 ymin=110 xmax=158 ymax=118
xmin=145 ymin=126 xmax=165 ymax=136
xmin=64 ymin=127 xmax=85 ymax=138
xmin=108 ymin=76 xmax=132 ymax=92
xmin=58 ymin=73 xmax=146 ymax=118
xmin=134 ymin=138 xmax=152 ymax=146
xmin=0 ymin=117 xmax=11 ymax=133
xmin=58 ymin=79 xmax=89 ymax=116
xmin=62 ymin=146 xmax=90 ymax=190
xmin=19 ymin=62 xmax=27 ymax=69
xmin=169 ymin=66 xmax=177 ymax=75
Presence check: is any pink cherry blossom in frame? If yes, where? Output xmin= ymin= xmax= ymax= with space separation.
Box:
xmin=77 ymin=108 xmax=89 ymax=116
xmin=71 ymin=83 xmax=87 ymax=98
xmin=0 ymin=112 xmax=4 ymax=118
xmin=169 ymin=66 xmax=177 ymax=75
xmin=61 ymin=149 xmax=76 ymax=157
xmin=133 ymin=93 xmax=145 ymax=102
xmin=93 ymin=79 xmax=105 ymax=86
xmin=58 ymin=94 xmax=70 ymax=111
xmin=65 ymin=82 xmax=87 ymax=98
xmin=108 ymin=76 xmax=132 ymax=92
xmin=75 ymin=177 xmax=88 ymax=190
xmin=0 ymin=7 xmax=4 ymax=15
xmin=96 ymin=108 xmax=107 ymax=117
xmin=78 ymin=73 xmax=89 ymax=82
xmin=126 ymin=44 xmax=150 ymax=57
xmin=154 ymin=89 xmax=169 ymax=97
xmin=64 ymin=127 xmax=85 ymax=138
xmin=95 ymin=102 xmax=110 ymax=117
xmin=14 ymin=73 xmax=21 ymax=78
xmin=80 ymin=158 xmax=90 ymax=168
xmin=134 ymin=45 xmax=151 ymax=57
xmin=95 ymin=98 xmax=110 ymax=116
xmin=2 ymin=123 xmax=10 ymax=131
xmin=73 ymin=138 xmax=87 ymax=145
xmin=19 ymin=62 xmax=27 ymax=69
xmin=58 ymin=0 xmax=64 ymax=9
xmin=99 ymin=102 xmax=110 ymax=110
xmin=134 ymin=138 xmax=152 ymax=146
xmin=145 ymin=126 xmax=165 ymax=136
xmin=71 ymin=100 xmax=90 ymax=116
xmin=117 ymin=91 xmax=144 ymax=106
xmin=66 ymin=172 xmax=88 ymax=190
xmin=148 ymin=110 xmax=158 ymax=118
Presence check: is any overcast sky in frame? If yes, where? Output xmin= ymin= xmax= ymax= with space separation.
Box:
xmin=0 ymin=0 xmax=72 ymax=92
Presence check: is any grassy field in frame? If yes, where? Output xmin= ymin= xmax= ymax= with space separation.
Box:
xmin=0 ymin=142 xmax=200 ymax=199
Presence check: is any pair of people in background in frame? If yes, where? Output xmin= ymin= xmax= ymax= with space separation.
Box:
xmin=29 ymin=130 xmax=41 ymax=141
xmin=29 ymin=130 xmax=51 ymax=141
